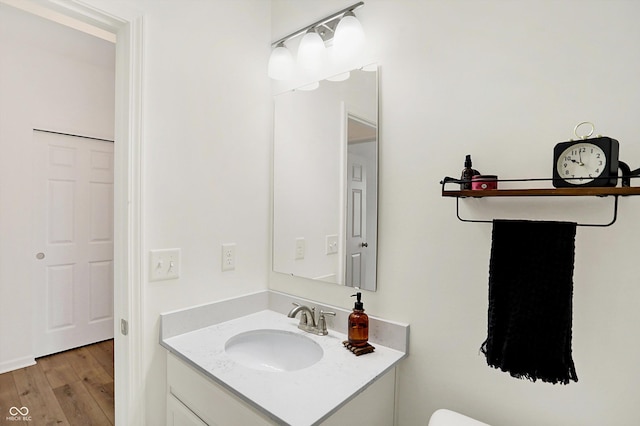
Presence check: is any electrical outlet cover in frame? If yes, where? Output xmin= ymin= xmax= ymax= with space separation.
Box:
xmin=295 ymin=238 xmax=305 ymax=260
xmin=222 ymin=243 xmax=236 ymax=271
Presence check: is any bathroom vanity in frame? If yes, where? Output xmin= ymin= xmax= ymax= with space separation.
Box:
xmin=160 ymin=290 xmax=409 ymax=425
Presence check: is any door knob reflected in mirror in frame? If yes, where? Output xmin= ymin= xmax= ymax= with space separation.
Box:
xmin=36 ymin=252 xmax=45 ymax=260
xmin=361 ymin=242 xmax=368 ymax=248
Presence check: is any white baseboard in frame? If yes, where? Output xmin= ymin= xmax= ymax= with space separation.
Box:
xmin=0 ymin=356 xmax=36 ymax=374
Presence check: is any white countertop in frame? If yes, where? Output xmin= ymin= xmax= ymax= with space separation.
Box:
xmin=162 ymin=307 xmax=407 ymax=425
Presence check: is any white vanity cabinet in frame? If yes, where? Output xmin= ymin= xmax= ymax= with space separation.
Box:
xmin=161 ymin=293 xmax=408 ymax=425
xmin=166 ymin=352 xmax=397 ymax=426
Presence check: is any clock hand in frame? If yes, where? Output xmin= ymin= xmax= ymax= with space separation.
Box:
xmin=569 ymin=158 xmax=584 ymax=166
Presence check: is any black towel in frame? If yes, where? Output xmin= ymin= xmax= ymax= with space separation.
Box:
xmin=480 ymin=219 xmax=578 ymax=384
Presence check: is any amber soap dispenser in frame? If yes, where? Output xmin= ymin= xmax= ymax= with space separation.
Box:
xmin=348 ymin=292 xmax=369 ymax=347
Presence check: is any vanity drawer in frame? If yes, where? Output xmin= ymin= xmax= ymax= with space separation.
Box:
xmin=167 ymin=394 xmax=208 ymax=426
xmin=167 ymin=352 xmax=273 ymax=426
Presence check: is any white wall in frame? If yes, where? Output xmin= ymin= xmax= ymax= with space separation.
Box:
xmin=78 ymin=0 xmax=273 ymax=424
xmin=140 ymin=2 xmax=272 ymax=422
xmin=273 ymin=88 xmax=344 ymax=280
xmin=0 ymin=3 xmax=115 ymax=372
xmin=271 ymin=1 xmax=640 ymax=425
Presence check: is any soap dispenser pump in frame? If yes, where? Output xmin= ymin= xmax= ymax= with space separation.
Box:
xmin=348 ymin=292 xmax=369 ymax=347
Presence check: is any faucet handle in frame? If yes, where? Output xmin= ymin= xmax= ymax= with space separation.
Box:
xmin=317 ymin=310 xmax=336 ymax=335
xmin=307 ymin=307 xmax=317 ymax=326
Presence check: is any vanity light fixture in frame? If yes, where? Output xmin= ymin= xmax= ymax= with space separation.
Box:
xmin=297 ymin=28 xmax=327 ymax=74
xmin=267 ymin=42 xmax=294 ymax=80
xmin=332 ymin=10 xmax=365 ymax=61
xmin=267 ymin=1 xmax=365 ymax=80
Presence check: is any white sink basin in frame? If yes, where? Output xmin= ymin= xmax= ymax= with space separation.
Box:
xmin=225 ymin=329 xmax=323 ymax=372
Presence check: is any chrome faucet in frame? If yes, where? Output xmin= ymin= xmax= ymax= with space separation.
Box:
xmin=287 ymin=303 xmax=317 ymax=328
xmin=287 ymin=303 xmax=336 ymax=335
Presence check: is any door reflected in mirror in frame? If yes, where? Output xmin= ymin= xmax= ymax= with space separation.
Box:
xmin=273 ymin=66 xmax=378 ymax=291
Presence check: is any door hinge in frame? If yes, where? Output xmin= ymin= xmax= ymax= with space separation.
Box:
xmin=120 ymin=319 xmax=129 ymax=336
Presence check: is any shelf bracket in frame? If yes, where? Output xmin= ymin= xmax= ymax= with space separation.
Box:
xmin=454 ymin=195 xmax=619 ymax=227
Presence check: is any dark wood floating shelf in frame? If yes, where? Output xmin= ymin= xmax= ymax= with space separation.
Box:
xmin=440 ymin=176 xmax=640 ymax=226
xmin=442 ymin=186 xmax=640 ymax=198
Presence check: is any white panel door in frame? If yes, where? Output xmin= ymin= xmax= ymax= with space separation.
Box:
xmin=33 ymin=131 xmax=114 ymax=357
xmin=346 ymin=153 xmax=367 ymax=287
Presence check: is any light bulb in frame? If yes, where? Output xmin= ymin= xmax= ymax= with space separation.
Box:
xmin=361 ymin=63 xmax=377 ymax=72
xmin=297 ymin=29 xmax=327 ymax=75
xmin=333 ymin=12 xmax=365 ymax=61
xmin=326 ymin=72 xmax=350 ymax=82
xmin=297 ymin=81 xmax=320 ymax=91
xmin=268 ymin=43 xmax=294 ymax=80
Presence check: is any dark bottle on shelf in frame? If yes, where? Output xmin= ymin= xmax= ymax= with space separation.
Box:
xmin=460 ymin=154 xmax=474 ymax=190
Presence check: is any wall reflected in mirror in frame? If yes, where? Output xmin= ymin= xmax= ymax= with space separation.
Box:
xmin=273 ymin=66 xmax=378 ymax=291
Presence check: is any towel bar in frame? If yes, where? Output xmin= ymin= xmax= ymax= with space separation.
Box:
xmin=453 ymin=193 xmax=619 ymax=227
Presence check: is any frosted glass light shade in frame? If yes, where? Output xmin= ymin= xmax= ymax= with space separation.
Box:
xmin=297 ymin=30 xmax=327 ymax=74
xmin=333 ymin=13 xmax=365 ymax=61
xmin=268 ymin=44 xmax=294 ymax=80
xmin=297 ymin=81 xmax=320 ymax=91
xmin=326 ymin=72 xmax=350 ymax=82
xmin=361 ymin=63 xmax=378 ymax=72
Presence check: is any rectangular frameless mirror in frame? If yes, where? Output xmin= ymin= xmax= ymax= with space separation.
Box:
xmin=273 ymin=66 xmax=379 ymax=291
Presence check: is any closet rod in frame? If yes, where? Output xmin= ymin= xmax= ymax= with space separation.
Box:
xmin=33 ymin=128 xmax=114 ymax=143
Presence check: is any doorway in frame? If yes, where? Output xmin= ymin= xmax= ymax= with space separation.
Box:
xmin=0 ymin=0 xmax=144 ymax=424
xmin=345 ymin=114 xmax=378 ymax=291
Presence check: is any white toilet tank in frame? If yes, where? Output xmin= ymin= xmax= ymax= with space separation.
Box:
xmin=428 ymin=409 xmax=491 ymax=426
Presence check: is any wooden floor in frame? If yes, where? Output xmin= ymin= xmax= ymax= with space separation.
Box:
xmin=0 ymin=340 xmax=114 ymax=426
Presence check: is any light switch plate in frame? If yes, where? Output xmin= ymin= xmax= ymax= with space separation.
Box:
xmin=325 ymin=234 xmax=338 ymax=254
xmin=149 ymin=248 xmax=181 ymax=281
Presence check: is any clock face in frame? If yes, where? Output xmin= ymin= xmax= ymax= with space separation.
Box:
xmin=552 ymin=136 xmax=619 ymax=188
xmin=556 ymin=142 xmax=606 ymax=185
